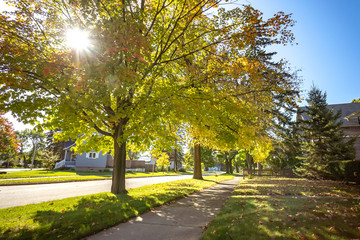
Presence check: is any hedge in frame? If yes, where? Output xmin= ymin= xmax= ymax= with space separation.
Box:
xmin=324 ymin=160 xmax=360 ymax=184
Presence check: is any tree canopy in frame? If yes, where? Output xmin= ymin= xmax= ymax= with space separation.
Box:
xmin=1 ymin=0 xmax=299 ymax=193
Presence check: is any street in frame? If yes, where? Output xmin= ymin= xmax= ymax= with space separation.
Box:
xmin=0 ymin=175 xmax=193 ymax=209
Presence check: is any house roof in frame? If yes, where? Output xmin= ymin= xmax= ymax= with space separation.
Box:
xmin=345 ymin=110 xmax=360 ymax=124
xmin=63 ymin=140 xmax=76 ymax=150
xmin=298 ymin=102 xmax=360 ymax=127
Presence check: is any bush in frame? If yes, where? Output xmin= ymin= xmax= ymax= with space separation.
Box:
xmin=178 ymin=168 xmax=186 ymax=172
xmin=1 ymin=161 xmax=14 ymax=167
xmin=324 ymin=160 xmax=360 ymax=184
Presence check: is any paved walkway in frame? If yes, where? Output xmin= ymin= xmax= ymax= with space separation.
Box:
xmin=85 ymin=177 xmax=241 ymax=240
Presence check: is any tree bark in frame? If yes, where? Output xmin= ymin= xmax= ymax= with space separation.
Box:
xmin=225 ymin=158 xmax=229 ymax=173
xmin=246 ymin=152 xmax=252 ymax=176
xmin=23 ymin=155 xmax=28 ymax=168
xmin=193 ymin=143 xmax=203 ymax=179
xmin=225 ymin=154 xmax=231 ymax=174
xmin=174 ymin=149 xmax=178 ymax=172
xmin=111 ymin=126 xmax=127 ymax=194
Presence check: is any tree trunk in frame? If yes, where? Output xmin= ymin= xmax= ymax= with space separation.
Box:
xmin=225 ymin=158 xmax=229 ymax=173
xmin=246 ymin=152 xmax=252 ymax=176
xmin=193 ymin=142 xmax=203 ymax=179
xmin=257 ymin=162 xmax=263 ymax=176
xmin=23 ymin=155 xmax=28 ymax=168
xmin=225 ymin=155 xmax=231 ymax=174
xmin=174 ymin=149 xmax=178 ymax=172
xmin=229 ymin=158 xmax=233 ymax=174
xmin=111 ymin=127 xmax=127 ymax=194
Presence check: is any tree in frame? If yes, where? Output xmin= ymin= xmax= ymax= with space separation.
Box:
xmin=171 ymin=6 xmax=299 ymax=179
xmin=297 ymin=86 xmax=356 ymax=178
xmin=267 ymin=106 xmax=301 ymax=170
xmin=0 ymin=113 xmax=19 ymax=167
xmin=46 ymin=130 xmax=66 ymax=161
xmin=233 ymin=150 xmax=247 ymax=173
xmin=1 ymin=1 xmax=298 ymax=193
xmin=187 ymin=145 xmax=217 ymax=171
xmin=16 ymin=129 xmax=46 ymax=169
xmin=351 ymin=98 xmax=360 ymax=103
xmin=40 ymin=149 xmax=59 ymax=170
xmin=183 ymin=152 xmax=194 ymax=170
xmin=126 ymin=150 xmax=140 ymax=161
xmin=217 ymin=151 xmax=238 ymax=174
xmin=156 ymin=153 xmax=170 ymax=172
xmin=169 ymin=148 xmax=184 ymax=171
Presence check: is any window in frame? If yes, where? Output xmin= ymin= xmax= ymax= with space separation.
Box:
xmin=87 ymin=152 xmax=98 ymax=159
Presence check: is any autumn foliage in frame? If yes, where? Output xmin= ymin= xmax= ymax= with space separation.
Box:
xmin=0 ymin=113 xmax=19 ymax=156
xmin=0 ymin=0 xmax=299 ymax=193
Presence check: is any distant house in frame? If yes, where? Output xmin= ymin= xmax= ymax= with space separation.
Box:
xmin=137 ymin=151 xmax=184 ymax=172
xmin=54 ymin=141 xmax=114 ymax=171
xmin=298 ymin=102 xmax=360 ymax=160
xmin=54 ymin=141 xmax=186 ymax=172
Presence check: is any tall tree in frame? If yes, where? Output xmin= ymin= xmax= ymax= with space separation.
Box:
xmin=1 ymin=1 xmax=298 ymax=193
xmin=16 ymin=129 xmax=46 ymax=168
xmin=172 ymin=6 xmax=299 ymax=179
xmin=297 ymin=86 xmax=356 ymax=178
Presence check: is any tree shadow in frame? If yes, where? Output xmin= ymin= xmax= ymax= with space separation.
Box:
xmin=0 ymin=188 xmax=197 ymax=240
xmin=202 ymin=195 xmax=360 ymax=240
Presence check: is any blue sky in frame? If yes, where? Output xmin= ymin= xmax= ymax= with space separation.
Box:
xmin=3 ymin=0 xmax=360 ymax=130
xmin=237 ymin=0 xmax=360 ymax=105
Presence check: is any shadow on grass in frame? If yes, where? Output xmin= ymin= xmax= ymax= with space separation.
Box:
xmin=201 ymin=195 xmax=360 ymax=240
xmin=0 ymin=184 xmax=201 ymax=240
xmin=236 ymin=177 xmax=360 ymax=197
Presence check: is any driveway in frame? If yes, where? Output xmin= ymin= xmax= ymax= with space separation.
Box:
xmin=0 ymin=175 xmax=193 ymax=209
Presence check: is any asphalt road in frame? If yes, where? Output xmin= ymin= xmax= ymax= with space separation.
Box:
xmin=0 ymin=175 xmax=193 ymax=209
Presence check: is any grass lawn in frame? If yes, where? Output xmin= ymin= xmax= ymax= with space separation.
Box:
xmin=0 ymin=170 xmax=112 ymax=179
xmin=201 ymin=177 xmax=360 ymax=240
xmin=0 ymin=175 xmax=233 ymax=240
xmin=0 ymin=170 xmax=192 ymax=185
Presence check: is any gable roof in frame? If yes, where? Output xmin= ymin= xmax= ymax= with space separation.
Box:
xmin=298 ymin=102 xmax=360 ymax=127
xmin=63 ymin=140 xmax=76 ymax=150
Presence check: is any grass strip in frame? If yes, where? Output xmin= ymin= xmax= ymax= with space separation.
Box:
xmin=201 ymin=177 xmax=360 ymax=240
xmin=234 ymin=177 xmax=360 ymax=197
xmin=0 ymin=170 xmax=192 ymax=180
xmin=0 ymin=175 xmax=233 ymax=240
xmin=0 ymin=171 xmax=193 ymax=185
xmin=0 ymin=176 xmax=111 ymax=185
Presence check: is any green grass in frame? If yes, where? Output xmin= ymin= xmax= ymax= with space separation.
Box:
xmin=0 ymin=170 xmax=193 ymax=185
xmin=0 ymin=176 xmax=111 ymax=185
xmin=201 ymin=177 xmax=360 ymax=240
xmin=0 ymin=175 xmax=233 ymax=240
xmin=235 ymin=177 xmax=360 ymax=197
xmin=0 ymin=170 xmax=111 ymax=179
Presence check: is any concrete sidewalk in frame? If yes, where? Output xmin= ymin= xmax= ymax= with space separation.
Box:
xmin=84 ymin=177 xmax=241 ymax=240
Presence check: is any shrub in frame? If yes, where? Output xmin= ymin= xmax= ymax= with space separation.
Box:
xmin=324 ymin=160 xmax=360 ymax=184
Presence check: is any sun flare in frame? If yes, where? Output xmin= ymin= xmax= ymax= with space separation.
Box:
xmin=66 ymin=28 xmax=90 ymax=50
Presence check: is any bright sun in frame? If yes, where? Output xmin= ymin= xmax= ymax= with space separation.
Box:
xmin=66 ymin=28 xmax=90 ymax=50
